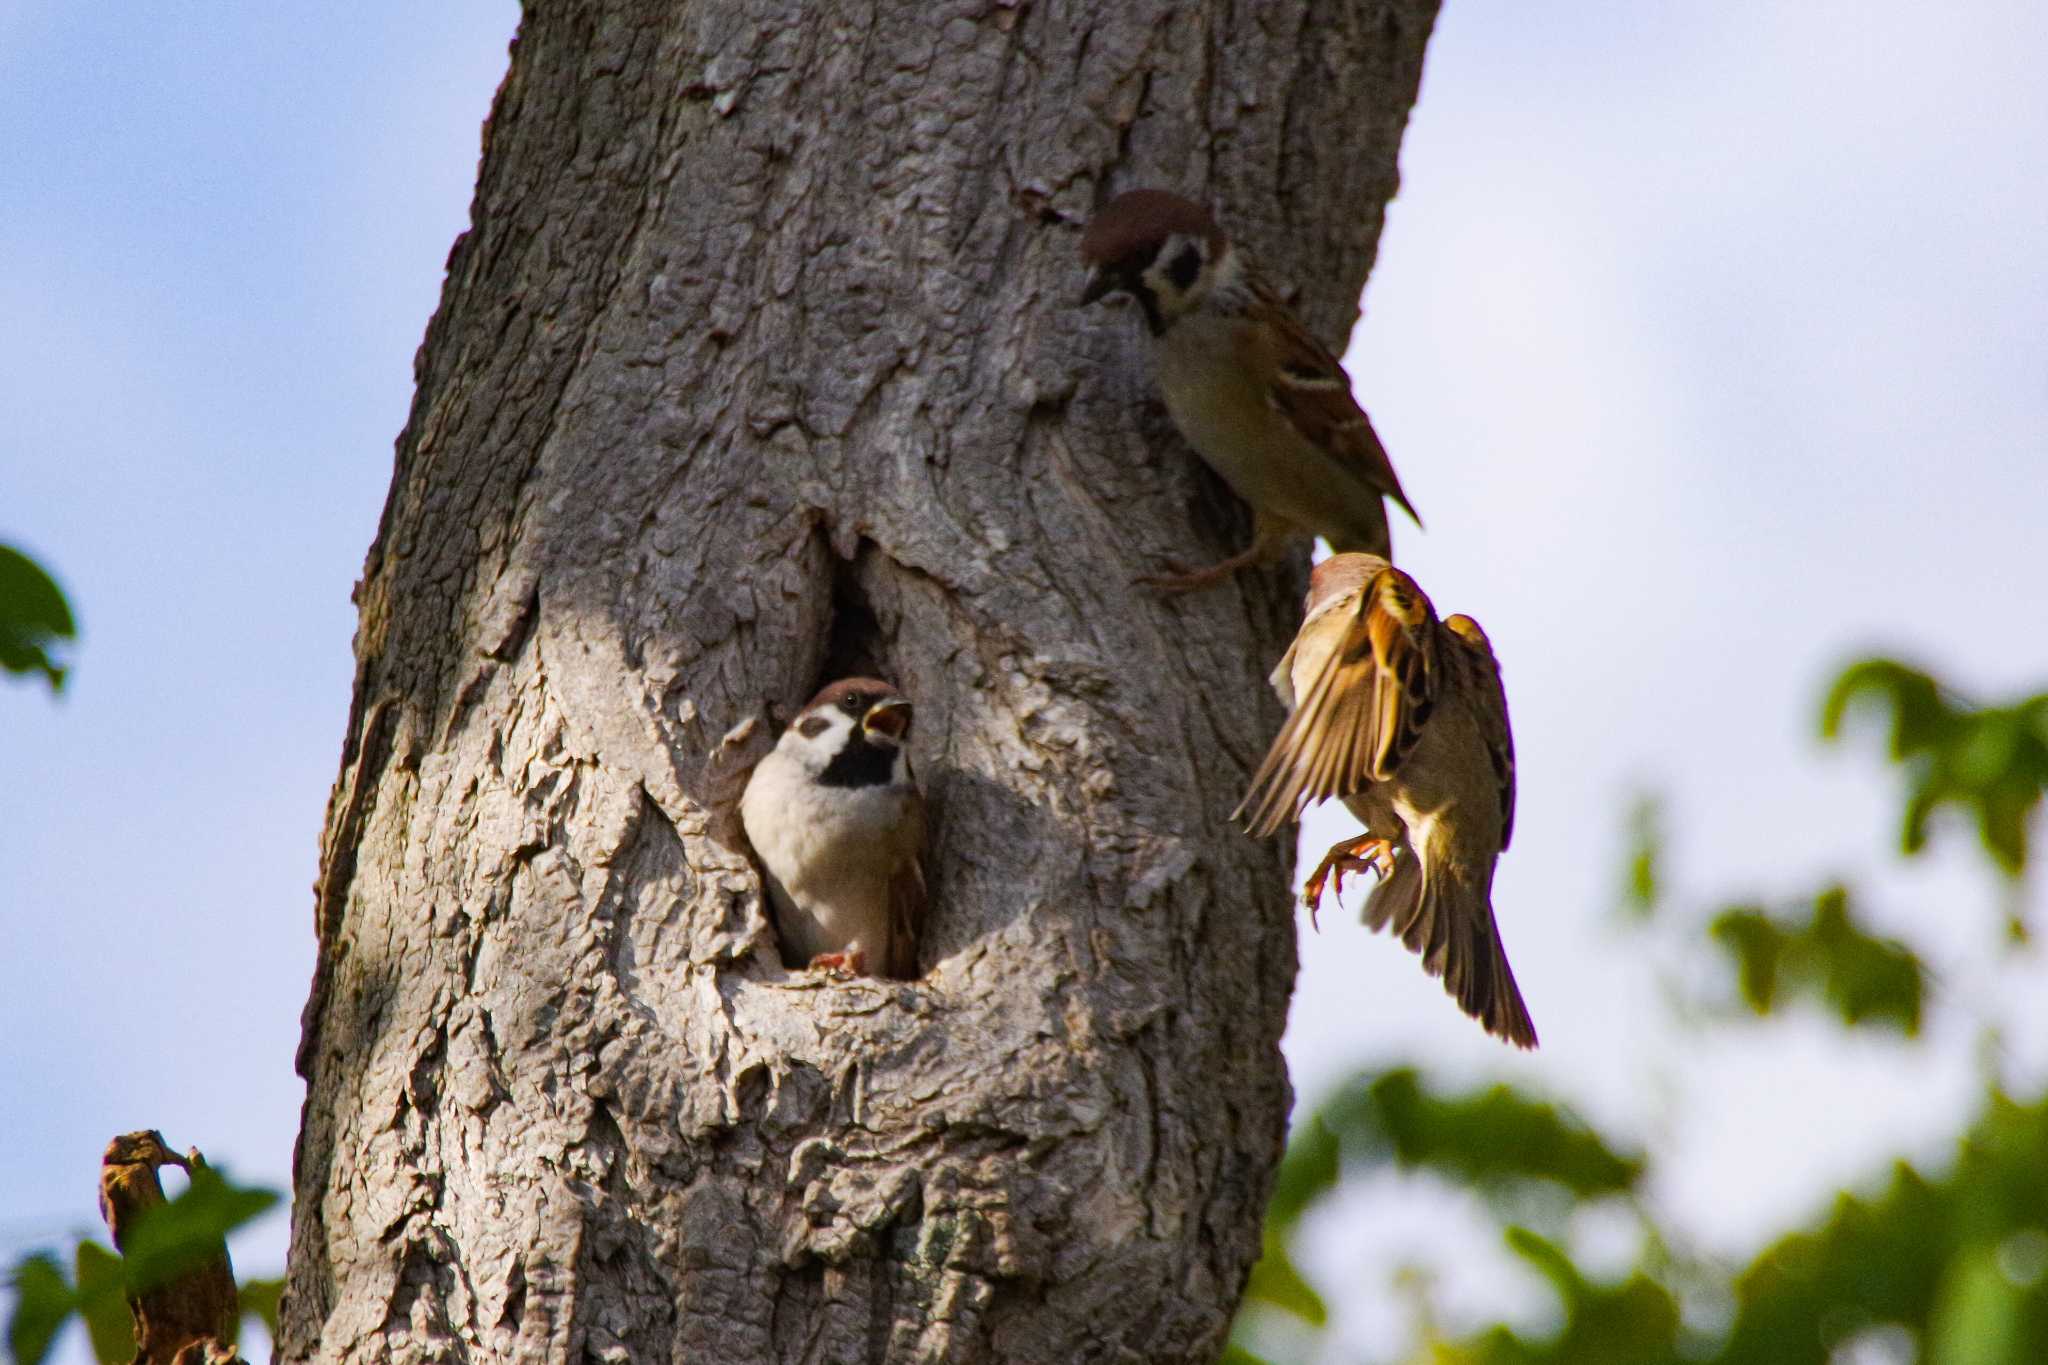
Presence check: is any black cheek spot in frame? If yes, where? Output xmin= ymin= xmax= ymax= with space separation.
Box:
xmin=797 ymin=715 xmax=830 ymax=739
xmin=818 ymin=737 xmax=897 ymax=789
xmin=1165 ymin=243 xmax=1202 ymax=291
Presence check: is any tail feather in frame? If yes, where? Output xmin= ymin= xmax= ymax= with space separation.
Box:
xmin=1363 ymin=848 xmax=1537 ymax=1049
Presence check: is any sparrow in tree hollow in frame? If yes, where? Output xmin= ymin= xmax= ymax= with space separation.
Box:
xmin=1079 ymin=188 xmax=1420 ymax=592
xmin=1236 ymin=554 xmax=1535 ymax=1047
xmin=740 ymin=678 xmax=926 ymax=979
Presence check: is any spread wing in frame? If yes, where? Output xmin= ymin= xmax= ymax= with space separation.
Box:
xmin=1246 ymin=278 xmax=1420 ymax=525
xmin=886 ymin=788 xmax=927 ymax=980
xmin=1443 ymin=615 xmax=1516 ymax=849
xmin=1236 ymin=566 xmax=1440 ymax=837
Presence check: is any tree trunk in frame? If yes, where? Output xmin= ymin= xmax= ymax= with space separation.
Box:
xmin=281 ymin=2 xmax=1437 ymax=1360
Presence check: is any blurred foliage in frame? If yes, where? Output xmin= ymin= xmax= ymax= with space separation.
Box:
xmin=1711 ymin=884 xmax=1924 ymax=1034
xmin=1823 ymin=659 xmax=2048 ymax=880
xmin=240 ymin=1276 xmax=284 ymax=1343
xmin=0 ymin=544 xmax=75 ymax=693
xmin=1713 ymin=1088 xmax=2048 ymax=1364
xmin=1438 ymin=1226 xmax=1685 ymax=1364
xmin=5 ymin=1164 xmax=277 ymax=1365
xmin=1233 ymin=656 xmax=2048 ymax=1363
xmin=1300 ymin=1069 xmax=1643 ymax=1209
xmin=1618 ymin=793 xmax=1662 ymax=923
xmin=1246 ymin=1069 xmax=1646 ymax=1342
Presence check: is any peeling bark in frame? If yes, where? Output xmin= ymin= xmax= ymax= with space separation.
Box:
xmin=282 ymin=2 xmax=1438 ymax=1360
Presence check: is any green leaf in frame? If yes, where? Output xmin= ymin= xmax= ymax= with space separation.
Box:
xmin=1445 ymin=1227 xmax=1684 ymax=1364
xmin=1504 ymin=1225 xmax=1582 ymax=1302
xmin=73 ymin=1241 xmax=133 ymax=1365
xmin=1363 ymin=1069 xmax=1644 ymax=1200
xmin=119 ymin=1164 xmax=278 ymax=1296
xmin=1926 ymin=1242 xmax=2025 ymax=1365
xmin=1618 ymin=793 xmax=1663 ymax=923
xmin=1234 ymin=1074 xmax=1646 ymax=1359
xmin=239 ymin=1275 xmax=285 ymax=1341
xmin=1240 ymin=1224 xmax=1328 ymax=1327
xmin=1821 ymin=660 xmax=1948 ymax=754
xmin=1821 ymin=656 xmax=2048 ymax=879
xmin=1710 ymin=885 xmax=1923 ymax=1035
xmin=0 ymin=544 xmax=76 ymax=691
xmin=6 ymin=1251 xmax=77 ymax=1365
xmin=1718 ymin=1090 xmax=2048 ymax=1363
xmin=1266 ymin=1114 xmax=1341 ymax=1234
xmin=1709 ymin=907 xmax=1784 ymax=1013
xmin=1810 ymin=888 xmax=1923 ymax=1033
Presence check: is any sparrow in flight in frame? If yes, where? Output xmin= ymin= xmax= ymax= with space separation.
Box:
xmin=1237 ymin=555 xmax=1534 ymax=1047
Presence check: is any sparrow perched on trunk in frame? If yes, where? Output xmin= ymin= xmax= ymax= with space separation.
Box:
xmin=740 ymin=678 xmax=926 ymax=979
xmin=1236 ymin=555 xmax=1535 ymax=1048
xmin=1079 ymin=188 xmax=1419 ymax=592
xmin=99 ymin=1130 xmax=241 ymax=1364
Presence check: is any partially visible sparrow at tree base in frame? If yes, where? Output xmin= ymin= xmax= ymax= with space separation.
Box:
xmin=98 ymin=1130 xmax=243 ymax=1365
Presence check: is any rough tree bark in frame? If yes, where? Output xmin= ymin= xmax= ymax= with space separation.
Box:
xmin=281 ymin=2 xmax=1437 ymax=1360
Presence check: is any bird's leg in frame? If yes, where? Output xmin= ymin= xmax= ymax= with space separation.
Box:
xmin=807 ymin=949 xmax=868 ymax=977
xmin=1301 ymin=835 xmax=1396 ymax=928
xmin=1137 ymin=515 xmax=1291 ymax=594
xmin=1137 ymin=541 xmax=1273 ymax=594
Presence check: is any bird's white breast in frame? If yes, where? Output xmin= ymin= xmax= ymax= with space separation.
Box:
xmin=739 ymin=745 xmax=915 ymax=962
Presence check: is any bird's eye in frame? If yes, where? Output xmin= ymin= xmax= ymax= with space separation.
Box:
xmin=797 ymin=716 xmax=830 ymax=739
xmin=1165 ymin=243 xmax=1202 ymax=290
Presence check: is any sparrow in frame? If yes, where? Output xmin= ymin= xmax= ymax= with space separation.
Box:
xmin=739 ymin=677 xmax=926 ymax=979
xmin=1079 ymin=188 xmax=1420 ymax=592
xmin=99 ymin=1130 xmax=241 ymax=1364
xmin=1235 ymin=554 xmax=1535 ymax=1048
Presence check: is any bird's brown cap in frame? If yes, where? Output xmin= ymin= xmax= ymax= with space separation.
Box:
xmin=799 ymin=677 xmax=906 ymax=715
xmin=1304 ymin=553 xmax=1391 ymax=614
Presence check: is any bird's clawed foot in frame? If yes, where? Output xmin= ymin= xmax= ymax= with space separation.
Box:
xmin=1301 ymin=835 xmax=1396 ymax=928
xmin=1137 ymin=560 xmax=1241 ymax=594
xmin=807 ymin=949 xmax=869 ymax=977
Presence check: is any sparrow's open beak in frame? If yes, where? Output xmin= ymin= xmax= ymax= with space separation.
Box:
xmin=863 ymin=698 xmax=912 ymax=741
xmin=1080 ymin=267 xmax=1119 ymax=307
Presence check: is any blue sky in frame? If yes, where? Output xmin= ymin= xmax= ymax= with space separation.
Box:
xmin=2 ymin=1 xmax=2042 ymax=1360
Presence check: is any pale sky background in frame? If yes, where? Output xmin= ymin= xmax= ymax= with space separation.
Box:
xmin=2 ymin=3 xmax=2042 ymax=1362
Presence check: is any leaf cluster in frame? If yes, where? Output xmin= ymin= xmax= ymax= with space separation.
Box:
xmin=1233 ymin=656 xmax=2048 ymax=1363
xmin=1823 ymin=659 xmax=2048 ymax=879
xmin=1710 ymin=884 xmax=1924 ymax=1034
xmin=0 ymin=545 xmax=75 ymax=693
xmin=1240 ymin=1067 xmax=1645 ymax=1346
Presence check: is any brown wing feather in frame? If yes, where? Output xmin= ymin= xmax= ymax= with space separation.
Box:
xmin=1237 ymin=568 xmax=1440 ymax=836
xmin=885 ymin=791 xmax=927 ymax=979
xmin=1443 ymin=615 xmax=1516 ymax=849
xmin=1364 ymin=571 xmax=1438 ymax=777
xmin=1248 ymin=278 xmax=1421 ymax=524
